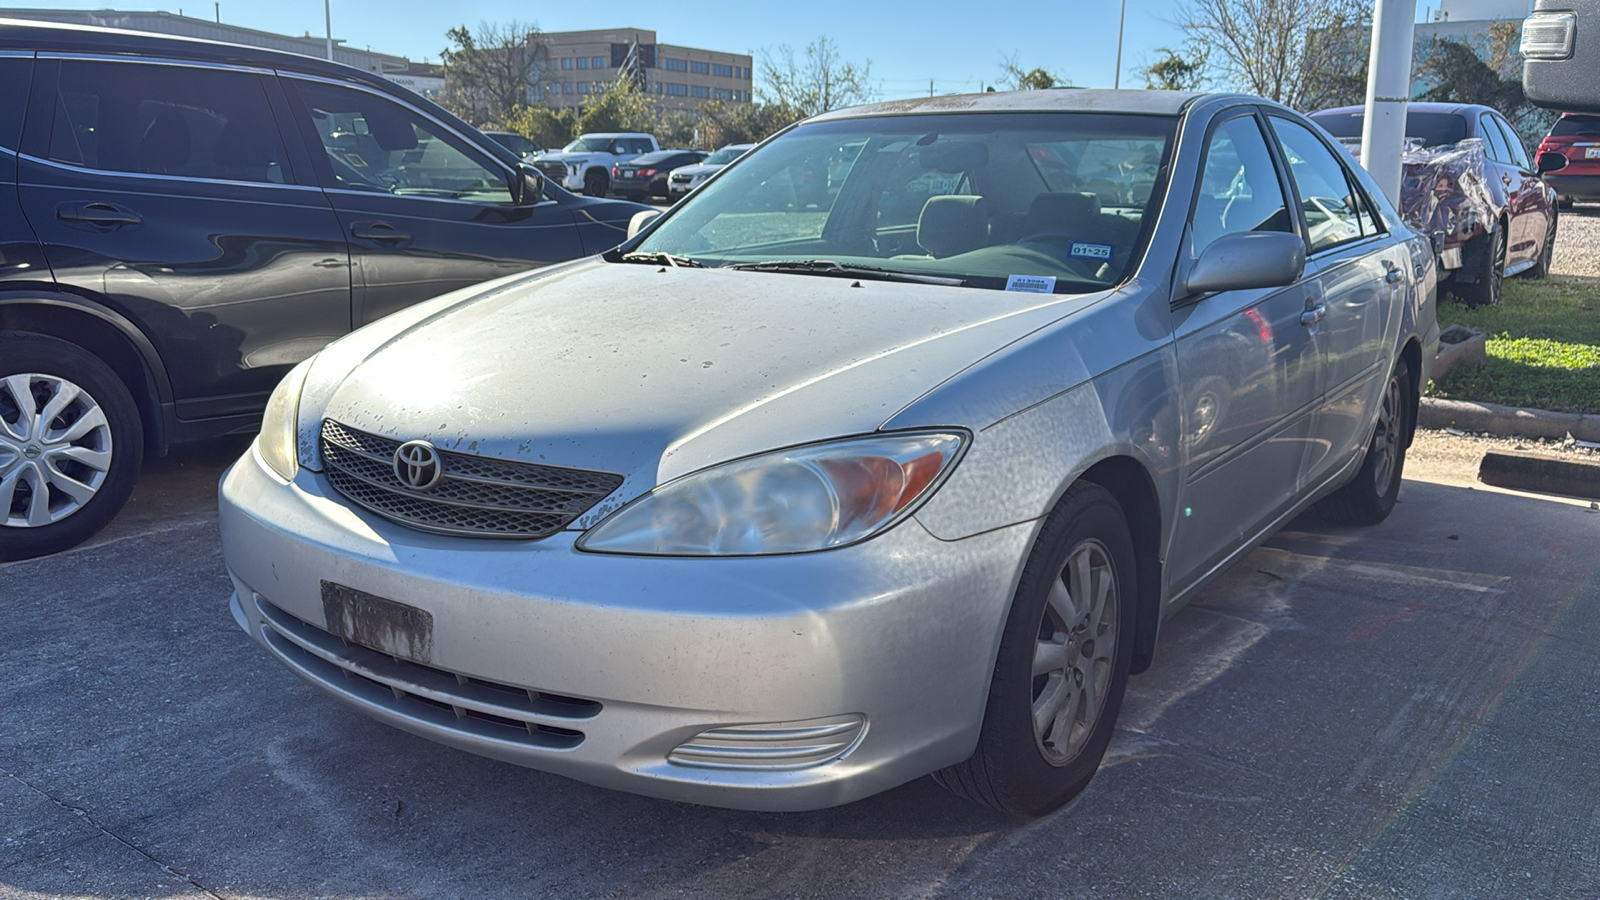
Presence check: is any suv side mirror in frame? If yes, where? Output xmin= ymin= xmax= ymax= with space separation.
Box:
xmin=1538 ymin=151 xmax=1570 ymax=175
xmin=1183 ymin=232 xmax=1306 ymax=297
xmin=517 ymin=164 xmax=545 ymax=205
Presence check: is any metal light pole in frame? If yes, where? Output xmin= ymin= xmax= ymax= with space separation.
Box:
xmin=324 ymin=0 xmax=333 ymax=61
xmin=1361 ymin=0 xmax=1419 ymax=203
xmin=1114 ymin=0 xmax=1128 ymax=89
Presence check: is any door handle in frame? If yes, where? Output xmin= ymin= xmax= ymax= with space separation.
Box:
xmin=350 ymin=223 xmax=411 ymax=243
xmin=1384 ymin=267 xmax=1402 ymax=284
xmin=1300 ymin=304 xmax=1327 ymax=327
xmin=57 ymin=202 xmax=141 ymax=226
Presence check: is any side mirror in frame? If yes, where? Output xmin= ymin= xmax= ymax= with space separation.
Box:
xmin=1537 ymin=151 xmax=1569 ymax=175
xmin=517 ymin=164 xmax=545 ymax=205
xmin=627 ymin=209 xmax=662 ymax=239
xmin=1184 ymin=231 xmax=1306 ymax=297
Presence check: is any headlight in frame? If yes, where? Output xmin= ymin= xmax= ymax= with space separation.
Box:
xmin=577 ymin=431 xmax=967 ymax=556
xmin=256 ymin=357 xmax=314 ymax=482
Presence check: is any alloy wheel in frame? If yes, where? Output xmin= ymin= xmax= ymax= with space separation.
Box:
xmin=1370 ymin=372 xmax=1404 ymax=493
xmin=1031 ymin=538 xmax=1119 ymax=765
xmin=0 ymin=373 xmax=115 ymax=527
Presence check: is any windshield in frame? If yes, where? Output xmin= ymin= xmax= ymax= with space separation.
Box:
xmin=704 ymin=146 xmax=749 ymax=165
xmin=562 ymin=137 xmax=615 ymax=152
xmin=631 ymin=113 xmax=1176 ymax=293
xmin=1313 ymin=111 xmax=1469 ymax=148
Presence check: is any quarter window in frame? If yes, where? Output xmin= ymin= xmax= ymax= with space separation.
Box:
xmin=290 ymin=80 xmax=511 ymax=203
xmin=1493 ymin=115 xmax=1531 ymax=169
xmin=1478 ymin=113 xmax=1512 ymax=163
xmin=1269 ymin=115 xmax=1370 ymax=253
xmin=47 ymin=60 xmax=291 ymax=184
xmin=1192 ymin=115 xmax=1294 ymax=256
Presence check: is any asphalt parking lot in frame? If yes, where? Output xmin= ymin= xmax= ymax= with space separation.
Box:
xmin=3 ymin=433 xmax=1599 ymax=899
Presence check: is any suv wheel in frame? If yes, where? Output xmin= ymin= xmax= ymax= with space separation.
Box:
xmin=0 ymin=333 xmax=143 ymax=561
xmin=584 ymin=168 xmax=609 ymax=197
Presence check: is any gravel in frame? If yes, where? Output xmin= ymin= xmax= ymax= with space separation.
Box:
xmin=1550 ymin=204 xmax=1600 ymax=277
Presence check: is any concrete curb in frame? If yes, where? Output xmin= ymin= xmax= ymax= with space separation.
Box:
xmin=1431 ymin=330 xmax=1486 ymax=381
xmin=1479 ymin=450 xmax=1600 ymax=501
xmin=1419 ymin=397 xmax=1600 ymax=443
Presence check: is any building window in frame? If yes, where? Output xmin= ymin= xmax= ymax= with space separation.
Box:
xmin=690 ymin=61 xmax=710 ymax=75
xmin=561 ymin=58 xmax=574 ymax=70
xmin=712 ymin=88 xmax=732 ymax=101
xmin=663 ymin=57 xmax=687 ymax=72
xmin=592 ymin=56 xmax=606 ymax=68
xmin=690 ymin=85 xmax=710 ymax=98
xmin=562 ymin=82 xmax=575 ymax=94
xmin=576 ymin=57 xmax=589 ymax=69
xmin=711 ymin=63 xmax=733 ymax=78
xmin=664 ymin=82 xmax=688 ymax=96
xmin=577 ymin=82 xmax=589 ymax=94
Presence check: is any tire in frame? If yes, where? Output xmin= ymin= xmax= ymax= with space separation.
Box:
xmin=1558 ymin=196 xmax=1575 ymax=211
xmin=932 ymin=481 xmax=1136 ymax=817
xmin=1317 ymin=358 xmax=1412 ymax=527
xmin=1525 ymin=209 xmax=1558 ymax=280
xmin=583 ymin=169 xmax=609 ymax=197
xmin=0 ymin=333 xmax=144 ymax=561
xmin=1454 ymin=227 xmax=1505 ymax=309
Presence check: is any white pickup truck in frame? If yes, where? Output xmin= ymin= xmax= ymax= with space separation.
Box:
xmin=532 ymin=133 xmax=659 ymax=196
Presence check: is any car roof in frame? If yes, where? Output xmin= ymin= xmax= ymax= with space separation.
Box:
xmin=1313 ymin=102 xmax=1494 ymax=118
xmin=806 ymin=89 xmax=1202 ymax=123
xmin=579 ymin=132 xmax=653 ymax=139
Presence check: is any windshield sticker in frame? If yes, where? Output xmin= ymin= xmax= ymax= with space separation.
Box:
xmin=1069 ymin=242 xmax=1114 ymax=262
xmin=1006 ymin=275 xmax=1057 ymax=293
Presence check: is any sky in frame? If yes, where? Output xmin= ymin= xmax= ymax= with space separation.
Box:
xmin=19 ymin=0 xmax=1447 ymax=100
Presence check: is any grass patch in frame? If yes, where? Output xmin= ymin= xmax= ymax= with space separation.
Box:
xmin=1427 ymin=275 xmax=1600 ymax=414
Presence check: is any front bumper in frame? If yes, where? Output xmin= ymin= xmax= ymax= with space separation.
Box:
xmin=218 ymin=445 xmax=1030 ymax=810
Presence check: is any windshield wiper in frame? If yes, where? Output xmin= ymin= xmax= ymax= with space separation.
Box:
xmin=619 ymin=251 xmax=707 ymax=268
xmin=728 ymin=259 xmax=966 ymax=285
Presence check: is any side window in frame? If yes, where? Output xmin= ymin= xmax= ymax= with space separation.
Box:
xmin=0 ymin=56 xmax=32 ymax=152
xmin=47 ymin=60 xmax=290 ymax=184
xmin=290 ymin=79 xmax=512 ymax=203
xmin=1192 ymin=115 xmax=1294 ymax=256
xmin=1269 ymin=116 xmax=1367 ymax=253
xmin=1494 ymin=116 xmax=1532 ymax=169
xmin=1478 ymin=114 xmax=1512 ymax=163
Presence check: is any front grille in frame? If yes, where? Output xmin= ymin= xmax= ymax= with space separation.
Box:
xmin=254 ymin=596 xmax=598 ymax=751
xmin=319 ymin=420 xmax=623 ymax=539
xmin=533 ymin=160 xmax=568 ymax=181
xmin=670 ymin=174 xmax=692 ymax=184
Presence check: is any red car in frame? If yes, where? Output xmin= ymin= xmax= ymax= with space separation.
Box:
xmin=1536 ymin=113 xmax=1600 ymax=208
xmin=1312 ymin=103 xmax=1558 ymax=308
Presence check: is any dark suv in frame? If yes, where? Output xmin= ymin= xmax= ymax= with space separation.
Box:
xmin=0 ymin=20 xmax=650 ymax=560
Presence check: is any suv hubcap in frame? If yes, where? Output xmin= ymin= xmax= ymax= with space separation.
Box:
xmin=0 ymin=374 xmax=114 ymax=528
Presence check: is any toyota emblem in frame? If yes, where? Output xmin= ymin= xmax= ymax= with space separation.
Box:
xmin=393 ymin=440 xmax=444 ymax=491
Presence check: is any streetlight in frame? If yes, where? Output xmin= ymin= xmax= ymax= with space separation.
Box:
xmin=1114 ymin=0 xmax=1127 ymax=89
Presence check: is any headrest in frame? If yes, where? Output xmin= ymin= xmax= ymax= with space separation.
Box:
xmin=139 ymin=110 xmax=191 ymax=170
xmin=1024 ymin=191 xmax=1101 ymax=236
xmin=917 ymin=195 xmax=990 ymax=258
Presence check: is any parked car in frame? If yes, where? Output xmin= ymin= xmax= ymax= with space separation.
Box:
xmin=667 ymin=143 xmax=756 ymax=198
xmin=219 ymin=89 xmax=1437 ymax=816
xmin=532 ymin=132 xmax=659 ymax=197
xmin=1311 ymin=103 xmax=1558 ymax=307
xmin=0 ymin=19 xmax=651 ymax=562
xmin=482 ymin=131 xmax=541 ymax=159
xmin=1535 ymin=113 xmax=1600 ymax=207
xmin=610 ymin=149 xmax=708 ymax=201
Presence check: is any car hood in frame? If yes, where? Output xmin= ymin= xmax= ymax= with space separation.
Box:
xmin=670 ymin=162 xmax=725 ymax=178
xmin=306 ymin=260 xmax=1108 ymax=523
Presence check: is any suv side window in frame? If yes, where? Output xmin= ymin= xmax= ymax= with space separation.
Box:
xmin=289 ymin=79 xmax=512 ymax=203
xmin=1268 ymin=115 xmax=1369 ymax=253
xmin=47 ymin=60 xmax=291 ymax=184
xmin=1192 ymin=114 xmax=1294 ymax=256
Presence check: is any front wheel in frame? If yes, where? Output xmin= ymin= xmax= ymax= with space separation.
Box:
xmin=1317 ymin=358 xmax=1412 ymax=526
xmin=933 ymin=481 xmax=1136 ymax=817
xmin=583 ymin=169 xmax=609 ymax=197
xmin=0 ymin=333 xmax=144 ymax=561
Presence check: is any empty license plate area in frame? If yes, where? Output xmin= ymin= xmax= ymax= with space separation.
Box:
xmin=321 ymin=581 xmax=435 ymax=664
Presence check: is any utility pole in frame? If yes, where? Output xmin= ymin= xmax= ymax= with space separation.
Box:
xmin=1114 ymin=0 xmax=1128 ymax=89
xmin=213 ymin=2 xmax=219 ymax=23
xmin=929 ymin=78 xmax=934 ymax=97
xmin=1360 ymin=0 xmax=1418 ymax=203
xmin=324 ymin=0 xmax=333 ymax=61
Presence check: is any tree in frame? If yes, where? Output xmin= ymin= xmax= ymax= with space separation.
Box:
xmin=758 ymin=37 xmax=874 ymax=118
xmin=697 ymin=100 xmax=804 ymax=147
xmin=439 ymin=20 xmax=544 ymax=127
xmin=654 ymin=109 xmax=701 ymax=149
xmin=1415 ymin=27 xmax=1555 ymax=153
xmin=575 ymin=78 xmax=655 ymax=135
xmin=1174 ymin=0 xmax=1371 ymax=109
xmin=497 ymin=104 xmax=576 ymax=150
xmin=1140 ymin=46 xmax=1208 ymax=91
xmin=999 ymin=54 xmax=1068 ymax=91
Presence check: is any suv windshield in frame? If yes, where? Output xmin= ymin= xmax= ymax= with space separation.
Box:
xmin=631 ymin=113 xmax=1176 ymax=293
xmin=563 ymin=137 xmax=617 ymax=152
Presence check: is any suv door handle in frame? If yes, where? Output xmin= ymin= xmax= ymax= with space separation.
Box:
xmin=57 ymin=202 xmax=141 ymax=227
xmin=1300 ymin=303 xmax=1327 ymax=327
xmin=350 ymin=222 xmax=411 ymax=244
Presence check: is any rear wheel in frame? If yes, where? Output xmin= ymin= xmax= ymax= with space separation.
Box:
xmin=1318 ymin=358 xmax=1411 ymax=527
xmin=1455 ymin=227 xmax=1505 ymax=309
xmin=1525 ymin=209 xmax=1558 ymax=280
xmin=932 ymin=481 xmax=1136 ymax=817
xmin=0 ymin=333 xmax=143 ymax=561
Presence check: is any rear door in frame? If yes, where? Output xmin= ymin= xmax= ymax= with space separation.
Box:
xmin=281 ymin=76 xmax=584 ymax=326
xmin=0 ymin=52 xmax=50 ymax=295
xmin=1490 ymin=113 xmax=1552 ymax=268
xmin=16 ymin=55 xmax=350 ymax=419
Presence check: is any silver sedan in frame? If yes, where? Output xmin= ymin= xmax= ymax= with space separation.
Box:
xmin=218 ymin=90 xmax=1438 ymax=816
